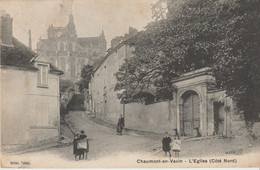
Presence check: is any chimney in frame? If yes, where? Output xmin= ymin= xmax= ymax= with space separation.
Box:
xmin=129 ymin=27 xmax=138 ymax=36
xmin=1 ymin=10 xmax=13 ymax=47
xmin=29 ymin=30 xmax=32 ymax=49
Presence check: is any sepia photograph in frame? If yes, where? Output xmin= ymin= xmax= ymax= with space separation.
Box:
xmin=0 ymin=0 xmax=260 ymax=168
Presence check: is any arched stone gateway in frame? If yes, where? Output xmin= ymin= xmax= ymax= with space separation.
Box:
xmin=179 ymin=90 xmax=200 ymax=137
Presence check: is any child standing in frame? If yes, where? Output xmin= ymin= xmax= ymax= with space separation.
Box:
xmin=162 ymin=132 xmax=172 ymax=157
xmin=172 ymin=135 xmax=181 ymax=157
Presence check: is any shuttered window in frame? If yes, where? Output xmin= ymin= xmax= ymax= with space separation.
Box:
xmin=37 ymin=64 xmax=48 ymax=87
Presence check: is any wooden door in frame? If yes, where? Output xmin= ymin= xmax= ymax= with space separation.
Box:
xmin=182 ymin=92 xmax=200 ymax=136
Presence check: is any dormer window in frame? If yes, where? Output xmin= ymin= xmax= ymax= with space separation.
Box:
xmin=37 ymin=64 xmax=48 ymax=87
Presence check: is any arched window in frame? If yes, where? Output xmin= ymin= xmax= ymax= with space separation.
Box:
xmin=60 ymin=57 xmax=66 ymax=71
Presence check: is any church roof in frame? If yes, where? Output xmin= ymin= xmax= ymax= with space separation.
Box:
xmin=78 ymin=37 xmax=105 ymax=47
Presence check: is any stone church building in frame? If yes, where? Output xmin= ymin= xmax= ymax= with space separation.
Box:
xmin=36 ymin=14 xmax=107 ymax=80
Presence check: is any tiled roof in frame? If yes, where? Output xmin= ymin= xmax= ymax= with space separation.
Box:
xmin=1 ymin=37 xmax=38 ymax=70
xmin=1 ymin=37 xmax=64 ymax=75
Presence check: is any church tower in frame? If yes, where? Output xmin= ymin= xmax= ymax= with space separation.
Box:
xmin=66 ymin=14 xmax=77 ymax=39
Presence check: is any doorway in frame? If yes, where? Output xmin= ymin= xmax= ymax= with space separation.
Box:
xmin=181 ymin=91 xmax=200 ymax=136
xmin=213 ymin=101 xmax=224 ymax=135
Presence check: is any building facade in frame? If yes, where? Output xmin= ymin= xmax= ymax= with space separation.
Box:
xmin=89 ymin=31 xmax=238 ymax=137
xmin=36 ymin=14 xmax=107 ymax=81
xmin=1 ymin=12 xmax=63 ymax=145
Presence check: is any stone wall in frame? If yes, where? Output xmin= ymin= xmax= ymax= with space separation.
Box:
xmin=93 ymin=100 xmax=172 ymax=134
xmin=125 ymin=101 xmax=172 ymax=133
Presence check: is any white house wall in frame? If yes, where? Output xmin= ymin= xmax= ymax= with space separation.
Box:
xmin=1 ymin=67 xmax=60 ymax=145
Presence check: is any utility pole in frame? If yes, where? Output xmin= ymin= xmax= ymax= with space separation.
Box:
xmin=29 ymin=30 xmax=32 ymax=50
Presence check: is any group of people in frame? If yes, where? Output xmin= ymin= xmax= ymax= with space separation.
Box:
xmin=162 ymin=131 xmax=181 ymax=158
xmin=73 ymin=130 xmax=89 ymax=161
xmin=72 ymin=115 xmax=180 ymax=160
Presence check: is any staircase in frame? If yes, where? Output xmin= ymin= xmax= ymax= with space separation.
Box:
xmin=67 ymin=92 xmax=86 ymax=111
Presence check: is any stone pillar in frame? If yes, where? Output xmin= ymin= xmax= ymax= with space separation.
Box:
xmin=170 ymin=92 xmax=178 ymax=131
xmin=200 ymin=84 xmax=208 ymax=136
xmin=176 ymin=90 xmax=182 ymax=136
xmin=208 ymin=99 xmax=215 ymax=136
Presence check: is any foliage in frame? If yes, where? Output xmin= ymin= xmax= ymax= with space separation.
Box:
xmin=212 ymin=0 xmax=260 ymax=122
xmin=59 ymin=79 xmax=75 ymax=93
xmin=115 ymin=0 xmax=218 ymax=101
xmin=78 ymin=65 xmax=94 ymax=93
xmin=115 ymin=0 xmax=260 ymax=121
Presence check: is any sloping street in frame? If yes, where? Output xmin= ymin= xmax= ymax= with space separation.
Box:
xmin=2 ymin=111 xmax=260 ymax=168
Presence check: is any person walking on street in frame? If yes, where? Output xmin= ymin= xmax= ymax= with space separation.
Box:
xmin=117 ymin=114 xmax=125 ymax=135
xmin=162 ymin=132 xmax=172 ymax=157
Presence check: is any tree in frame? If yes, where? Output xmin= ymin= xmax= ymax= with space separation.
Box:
xmin=212 ymin=0 xmax=260 ymax=123
xmin=59 ymin=79 xmax=75 ymax=93
xmin=115 ymin=0 xmax=219 ymax=101
xmin=78 ymin=65 xmax=94 ymax=93
xmin=115 ymin=0 xmax=260 ymax=122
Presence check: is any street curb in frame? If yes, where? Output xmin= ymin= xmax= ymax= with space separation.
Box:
xmin=64 ymin=115 xmax=77 ymax=135
xmin=3 ymin=142 xmax=72 ymax=156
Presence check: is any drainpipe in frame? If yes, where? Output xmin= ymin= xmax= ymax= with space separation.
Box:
xmin=123 ymin=103 xmax=125 ymax=119
xmin=225 ymin=98 xmax=228 ymax=138
xmin=57 ymin=76 xmax=61 ymax=141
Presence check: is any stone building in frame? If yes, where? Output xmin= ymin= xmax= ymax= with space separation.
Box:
xmin=88 ymin=30 xmax=239 ymax=137
xmin=1 ymin=11 xmax=63 ymax=145
xmin=36 ymin=14 xmax=107 ymax=81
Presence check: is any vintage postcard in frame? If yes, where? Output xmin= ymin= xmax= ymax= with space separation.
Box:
xmin=1 ymin=0 xmax=260 ymax=168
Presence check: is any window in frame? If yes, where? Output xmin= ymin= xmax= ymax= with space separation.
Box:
xmin=37 ymin=64 xmax=48 ymax=87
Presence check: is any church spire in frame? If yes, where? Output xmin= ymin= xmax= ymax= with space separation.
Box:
xmin=100 ymin=29 xmax=105 ymax=38
xmin=68 ymin=13 xmax=74 ymax=26
xmin=66 ymin=13 xmax=76 ymax=38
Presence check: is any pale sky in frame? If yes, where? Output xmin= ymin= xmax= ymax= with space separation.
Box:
xmin=1 ymin=0 xmax=157 ymax=50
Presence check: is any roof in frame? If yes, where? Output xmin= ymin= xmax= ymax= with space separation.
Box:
xmin=1 ymin=37 xmax=38 ymax=70
xmin=78 ymin=37 xmax=105 ymax=47
xmin=93 ymin=33 xmax=137 ymax=74
xmin=1 ymin=37 xmax=64 ymax=75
